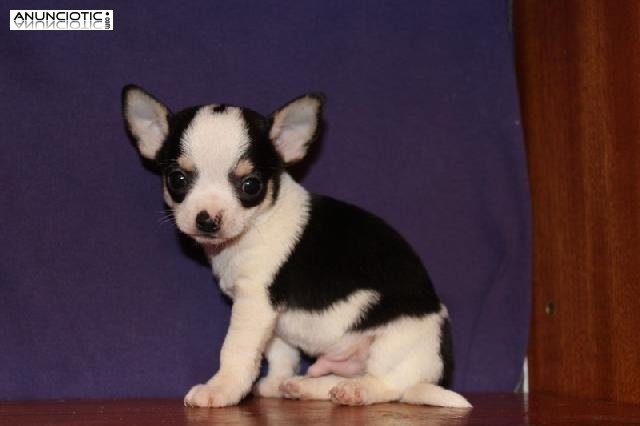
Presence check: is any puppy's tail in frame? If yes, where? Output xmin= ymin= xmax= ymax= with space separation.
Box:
xmin=400 ymin=383 xmax=472 ymax=408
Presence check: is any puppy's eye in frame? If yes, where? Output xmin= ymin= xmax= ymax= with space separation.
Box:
xmin=241 ymin=176 xmax=263 ymax=196
xmin=167 ymin=170 xmax=189 ymax=193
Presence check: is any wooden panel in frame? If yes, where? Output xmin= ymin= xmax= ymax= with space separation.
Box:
xmin=515 ymin=0 xmax=640 ymax=403
xmin=1 ymin=395 xmax=640 ymax=425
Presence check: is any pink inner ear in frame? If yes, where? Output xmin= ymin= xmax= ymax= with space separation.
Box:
xmin=270 ymin=98 xmax=320 ymax=164
xmin=126 ymin=90 xmax=169 ymax=160
xmin=273 ymin=127 xmax=311 ymax=163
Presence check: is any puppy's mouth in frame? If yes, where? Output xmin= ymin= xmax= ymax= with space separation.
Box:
xmin=188 ymin=233 xmax=228 ymax=246
xmin=178 ymin=221 xmax=246 ymax=247
xmin=188 ymin=230 xmax=244 ymax=248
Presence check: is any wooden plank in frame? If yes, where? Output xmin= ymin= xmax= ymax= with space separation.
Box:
xmin=515 ymin=0 xmax=640 ymax=403
xmin=1 ymin=394 xmax=640 ymax=425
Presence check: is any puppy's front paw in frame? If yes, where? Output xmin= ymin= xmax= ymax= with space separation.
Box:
xmin=184 ymin=382 xmax=242 ymax=408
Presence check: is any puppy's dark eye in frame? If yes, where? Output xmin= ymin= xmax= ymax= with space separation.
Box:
xmin=168 ymin=170 xmax=188 ymax=191
xmin=241 ymin=176 xmax=262 ymax=196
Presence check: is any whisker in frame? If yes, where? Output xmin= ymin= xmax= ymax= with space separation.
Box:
xmin=156 ymin=209 xmax=176 ymax=225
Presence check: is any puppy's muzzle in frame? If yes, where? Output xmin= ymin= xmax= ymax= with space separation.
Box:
xmin=195 ymin=211 xmax=222 ymax=234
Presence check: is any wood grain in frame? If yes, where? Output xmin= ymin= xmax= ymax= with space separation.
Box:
xmin=1 ymin=394 xmax=640 ymax=426
xmin=515 ymin=0 xmax=640 ymax=403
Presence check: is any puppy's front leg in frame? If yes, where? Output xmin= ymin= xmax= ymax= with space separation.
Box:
xmin=253 ymin=336 xmax=300 ymax=398
xmin=184 ymin=282 xmax=277 ymax=408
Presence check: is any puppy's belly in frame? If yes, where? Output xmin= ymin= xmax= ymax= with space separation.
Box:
xmin=307 ymin=335 xmax=373 ymax=377
xmin=275 ymin=310 xmax=359 ymax=355
xmin=275 ymin=289 xmax=378 ymax=373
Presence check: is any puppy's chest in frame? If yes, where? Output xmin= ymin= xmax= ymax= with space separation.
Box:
xmin=210 ymin=242 xmax=279 ymax=299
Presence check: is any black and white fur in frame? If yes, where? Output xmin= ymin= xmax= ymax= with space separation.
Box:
xmin=122 ymin=86 xmax=471 ymax=408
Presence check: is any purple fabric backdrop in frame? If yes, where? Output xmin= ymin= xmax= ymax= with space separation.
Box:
xmin=0 ymin=1 xmax=530 ymax=399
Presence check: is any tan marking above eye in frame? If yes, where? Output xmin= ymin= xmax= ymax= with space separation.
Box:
xmin=177 ymin=156 xmax=195 ymax=172
xmin=234 ymin=158 xmax=255 ymax=176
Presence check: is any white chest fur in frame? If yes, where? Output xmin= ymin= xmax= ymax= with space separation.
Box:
xmin=208 ymin=174 xmax=309 ymax=299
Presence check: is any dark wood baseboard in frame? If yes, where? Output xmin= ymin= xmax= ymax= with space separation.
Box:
xmin=1 ymin=393 xmax=639 ymax=425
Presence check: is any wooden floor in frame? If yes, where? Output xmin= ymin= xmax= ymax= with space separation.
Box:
xmin=1 ymin=393 xmax=640 ymax=425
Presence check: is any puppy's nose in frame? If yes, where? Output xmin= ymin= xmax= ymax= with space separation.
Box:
xmin=195 ymin=211 xmax=221 ymax=234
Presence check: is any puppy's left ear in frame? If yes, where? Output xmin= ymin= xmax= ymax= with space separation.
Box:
xmin=269 ymin=93 xmax=324 ymax=165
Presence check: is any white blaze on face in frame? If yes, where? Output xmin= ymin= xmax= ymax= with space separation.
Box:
xmin=171 ymin=106 xmax=255 ymax=242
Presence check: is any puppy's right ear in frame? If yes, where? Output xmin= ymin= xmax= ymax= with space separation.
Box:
xmin=269 ymin=93 xmax=324 ymax=165
xmin=122 ymin=85 xmax=171 ymax=160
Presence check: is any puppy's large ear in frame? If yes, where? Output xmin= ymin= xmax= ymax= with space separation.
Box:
xmin=122 ymin=85 xmax=171 ymax=160
xmin=269 ymin=93 xmax=324 ymax=165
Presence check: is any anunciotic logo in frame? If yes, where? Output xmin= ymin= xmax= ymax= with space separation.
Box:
xmin=10 ymin=10 xmax=113 ymax=30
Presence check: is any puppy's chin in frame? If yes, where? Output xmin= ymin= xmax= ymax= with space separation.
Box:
xmin=191 ymin=235 xmax=228 ymax=246
xmin=187 ymin=228 xmax=244 ymax=248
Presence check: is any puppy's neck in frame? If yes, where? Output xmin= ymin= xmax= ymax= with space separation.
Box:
xmin=254 ymin=173 xmax=309 ymax=228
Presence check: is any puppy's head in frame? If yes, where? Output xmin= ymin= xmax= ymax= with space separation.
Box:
xmin=122 ymin=85 xmax=323 ymax=245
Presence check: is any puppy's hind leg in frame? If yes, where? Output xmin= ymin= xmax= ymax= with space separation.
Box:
xmin=329 ymin=314 xmax=447 ymax=406
xmin=329 ymin=324 xmax=424 ymax=406
xmin=253 ymin=336 xmax=300 ymax=398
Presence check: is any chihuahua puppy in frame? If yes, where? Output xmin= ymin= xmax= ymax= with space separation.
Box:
xmin=122 ymin=86 xmax=470 ymax=408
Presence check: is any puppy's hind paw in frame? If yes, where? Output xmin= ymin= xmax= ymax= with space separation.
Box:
xmin=278 ymin=377 xmax=305 ymax=399
xmin=330 ymin=380 xmax=368 ymax=406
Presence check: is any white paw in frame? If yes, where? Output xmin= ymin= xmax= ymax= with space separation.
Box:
xmin=184 ymin=381 xmax=243 ymax=408
xmin=253 ymin=377 xmax=287 ymax=398
xmin=278 ymin=376 xmax=306 ymax=399
xmin=330 ymin=380 xmax=369 ymax=406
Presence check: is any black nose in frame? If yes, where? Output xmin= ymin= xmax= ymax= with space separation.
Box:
xmin=195 ymin=211 xmax=220 ymax=234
